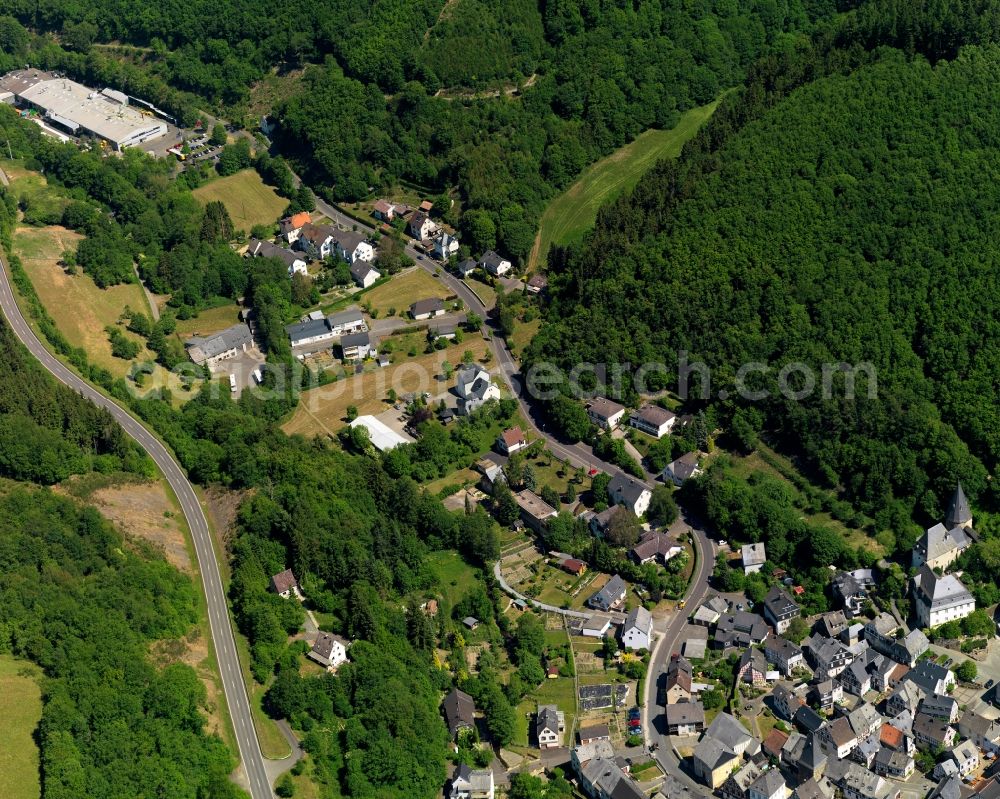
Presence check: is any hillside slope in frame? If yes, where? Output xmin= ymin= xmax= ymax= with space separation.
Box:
xmin=530 ymin=42 xmax=1000 ymax=527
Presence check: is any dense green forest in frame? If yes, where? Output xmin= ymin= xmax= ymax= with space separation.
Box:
xmin=0 ymin=315 xmax=244 ymax=797
xmin=529 ymin=0 xmax=1000 ymax=539
xmin=277 ymin=0 xmax=843 ymax=262
xmin=0 ymin=1 xmax=846 ymax=264
xmin=0 ymin=314 xmax=147 ymax=482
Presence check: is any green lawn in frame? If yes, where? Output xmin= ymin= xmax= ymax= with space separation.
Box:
xmin=174 ymin=303 xmax=242 ymax=338
xmin=427 ymin=550 xmax=481 ymax=608
xmin=528 ymin=100 xmax=720 ymax=271
xmin=728 ymin=443 xmax=883 ymax=556
xmin=192 ymin=169 xmax=287 ymax=232
xmin=0 ymin=655 xmax=42 ymax=799
xmin=516 ymin=675 xmax=578 ymax=747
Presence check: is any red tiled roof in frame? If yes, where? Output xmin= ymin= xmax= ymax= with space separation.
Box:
xmin=502 ymin=427 xmax=525 ymax=447
xmin=763 ymin=728 xmax=789 ymax=756
xmin=880 ymin=723 xmax=903 ymax=748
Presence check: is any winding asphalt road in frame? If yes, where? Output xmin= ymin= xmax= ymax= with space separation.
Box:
xmin=643 ymin=515 xmax=715 ymax=789
xmin=314 ymin=196 xmax=652 ymax=484
xmin=0 ymin=257 xmax=276 ymax=799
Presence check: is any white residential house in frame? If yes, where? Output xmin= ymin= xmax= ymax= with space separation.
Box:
xmin=948 ymin=740 xmax=979 ymax=778
xmin=246 ymin=238 xmax=308 ymax=276
xmin=186 ymin=323 xmax=254 ymax=367
xmin=450 ymin=764 xmax=494 ymax=799
xmin=620 ymin=605 xmax=653 ymax=651
xmin=350 ymin=262 xmax=381 ymax=288
xmin=586 ymin=397 xmax=626 ymax=429
xmin=629 ymin=405 xmax=676 ymax=438
xmin=456 ymin=366 xmax=495 ymax=399
xmin=411 ymin=297 xmax=447 ymax=320
xmin=434 ymin=232 xmax=460 ymax=260
xmin=297 ymin=223 xmax=335 ymax=260
xmin=607 ymin=473 xmax=652 ymax=517
xmin=409 ymin=211 xmax=437 ymax=241
xmin=279 ymin=211 xmax=311 ymax=243
xmin=307 ymin=632 xmax=349 ymax=671
xmin=912 ymin=566 xmax=975 ymax=628
xmin=536 ymin=704 xmax=564 ymax=748
xmin=334 ymin=230 xmax=375 ymax=264
xmin=270 ymin=569 xmax=299 ymax=598
xmin=748 ymin=769 xmax=789 ymax=799
xmin=664 ymin=451 xmax=702 ymax=485
xmin=742 ymin=542 xmax=767 ymax=574
xmin=497 ymin=427 xmax=527 ymax=455
xmin=341 ymin=331 xmax=377 ymax=361
xmin=479 ymin=250 xmax=511 ymax=276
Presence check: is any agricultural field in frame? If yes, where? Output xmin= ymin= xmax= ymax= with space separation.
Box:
xmin=15 ymin=225 xmax=145 ymax=373
xmin=0 ymin=656 xmax=42 ymax=799
xmin=362 ymin=267 xmax=454 ymax=317
xmin=192 ymin=169 xmax=286 ymax=232
xmin=527 ymin=100 xmax=719 ymax=271
xmin=281 ymin=335 xmax=490 ymax=437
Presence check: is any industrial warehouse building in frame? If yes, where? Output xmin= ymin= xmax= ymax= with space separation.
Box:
xmin=0 ymin=70 xmax=167 ymax=151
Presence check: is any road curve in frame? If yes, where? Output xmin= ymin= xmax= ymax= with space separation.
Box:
xmin=313 ymin=197 xmax=653 ymax=487
xmin=644 ymin=516 xmax=715 ymax=789
xmin=0 ymin=258 xmax=276 ymax=799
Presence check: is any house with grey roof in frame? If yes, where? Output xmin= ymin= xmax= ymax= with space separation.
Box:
xmin=713 ymin=610 xmax=771 ymax=651
xmin=764 ymin=636 xmax=803 ymax=676
xmin=664 ymin=451 xmax=702 ymax=485
xmin=340 ymin=331 xmax=377 ymax=361
xmin=629 ymin=404 xmax=676 ymax=438
xmin=607 ymin=473 xmax=651 ymax=517
xmin=912 ymin=566 xmax=975 ymax=628
xmin=872 ymin=746 xmax=914 ymax=780
xmin=442 ymin=688 xmax=476 ymax=737
xmin=478 ymin=250 xmax=511 ymax=276
xmin=958 ymin=710 xmax=1000 ymax=754
xmin=804 ymin=634 xmax=853 ymax=680
xmin=832 ymin=569 xmax=876 ymax=617
xmin=308 ymin=631 xmax=349 ymax=671
xmin=620 ymin=605 xmax=652 ymax=650
xmin=587 ymin=575 xmax=627 ymax=612
xmin=449 ymin=764 xmax=494 ymax=799
xmin=350 ymin=260 xmax=380 ymax=288
xmin=762 ymin=585 xmax=800 ymax=634
xmin=720 ymin=761 xmax=761 ymax=799
xmin=741 ymin=542 xmax=767 ymax=574
xmin=912 ymin=711 xmax=957 ymax=750
xmin=748 ymin=768 xmax=788 ymax=799
xmin=333 ymin=229 xmax=375 ymax=265
xmin=665 ymin=701 xmax=705 ymax=736
xmin=186 ymin=322 xmax=254 ymax=367
xmin=536 ymin=704 xmax=564 ymax=748
xmin=247 ymin=237 xmax=308 ymax=275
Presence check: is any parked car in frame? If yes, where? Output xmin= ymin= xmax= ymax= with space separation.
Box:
xmin=627 ymin=707 xmax=640 ymax=720
xmin=986 ymin=679 xmax=994 ymax=689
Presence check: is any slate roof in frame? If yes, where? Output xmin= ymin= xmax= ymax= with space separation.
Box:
xmin=665 ymin=702 xmax=705 ymax=728
xmin=410 ymin=297 xmax=445 ymax=316
xmin=704 ymin=712 xmax=753 ymax=751
xmin=608 ymin=473 xmax=649 ymax=510
xmin=914 ymin=566 xmax=974 ymax=610
xmin=623 ymin=605 xmax=652 ymax=637
xmin=751 ymin=769 xmax=787 ymax=798
xmin=588 ymin=574 xmax=627 ymax=609
xmin=186 ymin=323 xmax=253 ymax=362
xmin=946 ymin=482 xmax=972 ymax=527
xmin=763 ymin=585 xmax=800 ymax=620
xmin=442 ymin=688 xmax=475 ymax=734
xmin=311 ymin=631 xmax=347 ymax=660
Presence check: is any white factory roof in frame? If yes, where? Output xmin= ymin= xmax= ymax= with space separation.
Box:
xmin=17 ymin=77 xmax=164 ymax=146
xmin=349 ymin=415 xmax=413 ymax=452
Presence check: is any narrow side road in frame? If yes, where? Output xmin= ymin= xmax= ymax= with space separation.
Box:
xmin=314 ymin=196 xmax=656 ymax=486
xmin=644 ymin=516 xmax=715 ymax=791
xmin=0 ymin=257 xmax=276 ymax=799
